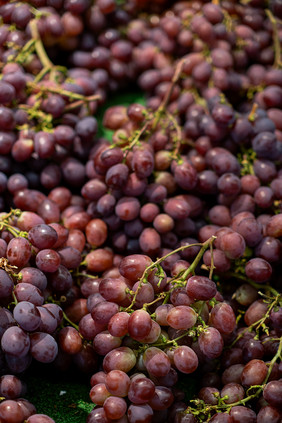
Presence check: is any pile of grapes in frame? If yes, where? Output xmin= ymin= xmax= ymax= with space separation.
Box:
xmin=0 ymin=0 xmax=281 ymax=422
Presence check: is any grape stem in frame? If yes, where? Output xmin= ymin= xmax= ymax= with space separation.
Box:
xmin=225 ymin=271 xmax=280 ymax=297
xmin=120 ymin=57 xmax=187 ymax=155
xmin=265 ymin=9 xmax=282 ymax=68
xmin=152 ymin=57 xmax=186 ymax=129
xmin=125 ymin=236 xmax=216 ymax=312
xmin=27 ymin=81 xmax=101 ymax=103
xmin=29 ymin=19 xmax=53 ymax=69
xmin=151 ymin=303 xmax=208 ymax=349
xmin=230 ymin=292 xmax=281 ymax=347
xmin=62 ymin=311 xmax=80 ymax=332
xmin=186 ymin=334 xmax=282 ymax=421
xmin=122 ymin=121 xmax=150 ymax=155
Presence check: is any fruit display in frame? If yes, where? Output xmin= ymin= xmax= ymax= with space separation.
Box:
xmin=0 ymin=0 xmax=281 ymax=422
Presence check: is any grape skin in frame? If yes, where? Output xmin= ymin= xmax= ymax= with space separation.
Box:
xmin=0 ymin=1 xmax=281 ymax=422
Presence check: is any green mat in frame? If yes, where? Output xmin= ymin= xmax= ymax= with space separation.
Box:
xmin=25 ymin=375 xmax=94 ymax=422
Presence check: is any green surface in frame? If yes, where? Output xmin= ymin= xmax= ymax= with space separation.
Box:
xmin=25 ymin=374 xmax=94 ymax=422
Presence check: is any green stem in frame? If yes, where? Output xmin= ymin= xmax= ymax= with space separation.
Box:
xmin=181 ymin=236 xmax=216 ymax=281
xmin=63 ymin=311 xmax=79 ymax=332
xmin=187 ymin=337 xmax=282 ymax=420
xmin=27 ymin=81 xmax=100 ymax=102
xmin=122 ymin=121 xmax=150 ymax=155
xmin=125 ymin=236 xmax=216 ymax=312
xmin=230 ymin=293 xmax=281 ymax=347
xmin=142 ymin=292 xmax=167 ymax=310
xmin=152 ymin=58 xmax=186 ymax=130
xmin=264 ymin=335 xmax=282 ymax=381
xmin=209 ymin=241 xmax=215 ymax=280
xmin=12 ymin=291 xmax=18 ymax=306
xmin=265 ymin=9 xmax=282 ymax=68
xmin=29 ymin=19 xmax=53 ymax=69
xmin=225 ymin=271 xmax=280 ymax=297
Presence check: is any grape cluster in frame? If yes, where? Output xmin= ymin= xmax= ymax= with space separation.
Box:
xmin=0 ymin=0 xmax=281 ymax=422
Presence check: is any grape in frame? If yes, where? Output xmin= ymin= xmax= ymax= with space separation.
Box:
xmin=174 ymin=162 xmax=198 ymax=191
xmin=244 ymin=300 xmax=269 ymax=326
xmin=26 ymin=415 xmax=55 ymax=423
xmin=104 ymin=396 xmax=127 ymax=420
xmin=198 ymin=387 xmax=219 ymax=405
xmin=186 ymin=276 xmax=217 ymax=301
xmin=30 ymin=332 xmax=58 ymax=363
xmin=99 ymin=278 xmax=127 ymax=304
xmin=229 ymin=406 xmax=256 ymax=423
xmin=128 ymin=377 xmax=155 ymax=404
xmin=28 ymin=224 xmax=58 ymax=249
xmin=143 ymin=347 xmax=171 ymax=377
xmin=85 ymin=249 xmax=113 ymax=273
xmin=0 ymin=375 xmax=23 ymax=400
xmin=198 ymin=327 xmax=224 ymax=359
xmin=0 ymin=269 xmax=14 ymax=298
xmin=263 ymin=380 xmax=282 ymax=408
xmin=0 ymin=308 xmax=16 ymax=338
xmin=7 ymin=237 xmax=32 ymax=268
xmin=164 ymin=197 xmax=190 ymax=220
xmin=13 ymin=301 xmax=41 ymax=332
xmin=1 ymin=326 xmax=30 ymax=357
xmin=210 ymin=303 xmax=236 ymax=334
xmin=103 ymin=347 xmax=137 ymax=373
xmin=119 ymin=254 xmax=152 ymax=282
xmin=93 ymin=331 xmax=121 ymax=355
xmin=166 ymin=306 xmax=197 ymax=330
xmin=245 ymin=258 xmax=272 ymax=282
xmin=105 ymin=370 xmax=130 ymax=397
xmin=127 ymin=404 xmax=153 ymax=423
xmin=128 ymin=310 xmax=152 ymax=340
xmin=91 ymin=301 xmax=119 ymax=326
xmin=58 ymin=327 xmax=82 ymax=355
xmin=5 ymin=353 xmax=32 ymax=374
xmin=105 ymin=164 xmax=129 ymax=188
xmin=209 ymin=413 xmax=233 ymax=422
xmin=266 ymin=214 xmax=282 ymax=238
xmin=241 ymin=359 xmax=268 ymax=386
xmin=16 ymin=398 xmax=36 ymax=420
xmin=89 ymin=383 xmax=111 ymax=405
xmin=242 ymin=339 xmax=264 ymax=362
xmin=86 ymin=218 xmax=107 ymax=247
xmin=255 ymin=237 xmax=281 ymax=263
xmin=58 ymin=246 xmax=81 ymax=269
xmin=0 ymin=400 xmax=24 ymax=423
xmin=236 ymin=218 xmax=263 ymax=247
xmin=139 ymin=228 xmax=161 ymax=255
xmin=19 ymin=267 xmax=47 ymax=291
xmin=220 ymin=383 xmax=245 ymax=404
xmin=203 ymin=250 xmax=231 ymax=273
xmin=36 ymin=249 xmax=61 ymax=273
xmin=37 ymin=306 xmax=58 ymax=334
xmin=257 ymin=405 xmax=281 ymax=423
xmin=91 ymin=371 xmax=107 ymax=387
xmin=220 ymin=232 xmax=246 ymax=259
xmin=173 ymin=346 xmax=198 ymax=374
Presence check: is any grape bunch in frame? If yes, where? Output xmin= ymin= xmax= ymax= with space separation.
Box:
xmin=0 ymin=0 xmax=281 ymax=422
